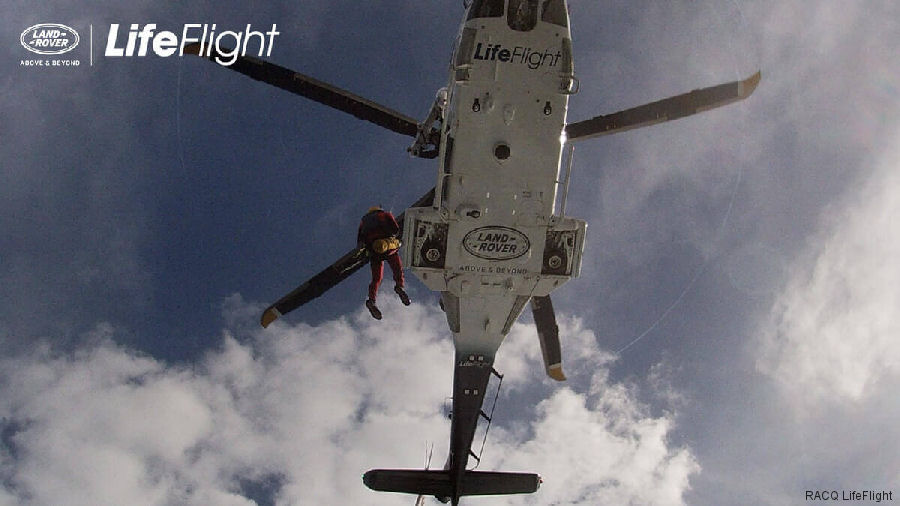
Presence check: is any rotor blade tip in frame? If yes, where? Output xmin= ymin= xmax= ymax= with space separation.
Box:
xmin=260 ymin=308 xmax=280 ymax=328
xmin=547 ymin=364 xmax=566 ymax=382
xmin=740 ymin=71 xmax=762 ymax=98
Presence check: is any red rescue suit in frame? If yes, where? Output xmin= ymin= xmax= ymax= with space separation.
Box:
xmin=358 ymin=209 xmax=404 ymax=301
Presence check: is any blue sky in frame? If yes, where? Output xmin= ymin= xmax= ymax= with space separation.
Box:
xmin=2 ymin=1 xmax=899 ymax=505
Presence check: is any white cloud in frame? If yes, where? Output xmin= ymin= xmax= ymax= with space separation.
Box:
xmin=489 ymin=317 xmax=698 ymax=505
xmin=757 ymin=132 xmax=900 ymax=407
xmin=487 ymin=388 xmax=697 ymax=506
xmin=736 ymin=136 xmax=900 ymax=496
xmin=0 ymin=299 xmax=695 ymax=505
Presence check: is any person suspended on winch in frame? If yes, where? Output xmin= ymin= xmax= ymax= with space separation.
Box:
xmin=358 ymin=206 xmax=411 ymax=319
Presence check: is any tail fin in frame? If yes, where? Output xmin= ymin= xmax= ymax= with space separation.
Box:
xmin=363 ymin=469 xmax=540 ymax=498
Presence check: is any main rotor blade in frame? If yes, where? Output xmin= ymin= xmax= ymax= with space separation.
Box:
xmin=564 ymin=71 xmax=761 ymax=142
xmin=185 ymin=44 xmax=420 ymax=137
xmin=260 ymin=246 xmax=370 ymax=328
xmin=530 ymin=296 xmax=566 ymax=381
xmin=260 ymin=187 xmax=436 ymax=328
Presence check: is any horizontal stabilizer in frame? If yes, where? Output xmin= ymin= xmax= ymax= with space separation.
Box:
xmin=364 ymin=469 xmax=451 ymax=497
xmin=459 ymin=471 xmax=541 ymax=496
xmin=363 ymin=469 xmax=540 ymax=497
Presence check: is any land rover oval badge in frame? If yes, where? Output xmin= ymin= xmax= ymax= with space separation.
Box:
xmin=20 ymin=23 xmax=80 ymax=55
xmin=463 ymin=226 xmax=530 ymax=260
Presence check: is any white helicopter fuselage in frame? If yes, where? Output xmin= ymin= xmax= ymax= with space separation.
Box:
xmin=234 ymin=2 xmax=757 ymax=501
xmin=403 ymin=2 xmax=586 ymax=361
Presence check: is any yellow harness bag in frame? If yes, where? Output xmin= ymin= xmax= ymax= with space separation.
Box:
xmin=372 ymin=237 xmax=401 ymax=255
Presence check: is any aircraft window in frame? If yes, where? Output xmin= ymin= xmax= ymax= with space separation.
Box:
xmin=508 ymin=0 xmax=539 ymax=31
xmin=541 ymin=0 xmax=567 ymax=27
xmin=467 ymin=0 xmax=504 ymax=20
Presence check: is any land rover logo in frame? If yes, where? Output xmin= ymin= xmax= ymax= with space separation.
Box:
xmin=463 ymin=226 xmax=530 ymax=260
xmin=20 ymin=23 xmax=79 ymax=55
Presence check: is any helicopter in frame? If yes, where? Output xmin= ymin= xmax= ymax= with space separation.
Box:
xmin=187 ymin=0 xmax=759 ymax=503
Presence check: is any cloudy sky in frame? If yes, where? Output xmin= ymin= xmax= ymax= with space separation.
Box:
xmin=2 ymin=1 xmax=899 ymax=505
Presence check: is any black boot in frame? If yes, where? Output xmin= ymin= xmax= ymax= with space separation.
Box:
xmin=365 ymin=299 xmax=382 ymax=320
xmin=394 ymin=286 xmax=411 ymax=306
